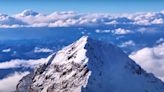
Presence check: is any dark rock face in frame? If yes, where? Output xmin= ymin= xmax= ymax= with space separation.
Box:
xmin=16 ymin=73 xmax=34 ymax=92
xmin=29 ymin=62 xmax=90 ymax=92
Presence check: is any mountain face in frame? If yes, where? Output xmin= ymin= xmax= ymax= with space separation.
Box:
xmin=16 ymin=36 xmax=164 ymax=92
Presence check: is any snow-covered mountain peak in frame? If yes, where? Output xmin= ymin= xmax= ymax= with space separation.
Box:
xmin=0 ymin=14 xmax=10 ymax=20
xmin=16 ymin=9 xmax=40 ymax=17
xmin=16 ymin=36 xmax=164 ymax=92
xmin=51 ymin=36 xmax=88 ymax=65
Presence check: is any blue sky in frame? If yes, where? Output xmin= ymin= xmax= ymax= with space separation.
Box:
xmin=0 ymin=0 xmax=164 ymax=15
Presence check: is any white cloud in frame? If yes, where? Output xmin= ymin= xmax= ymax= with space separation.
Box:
xmin=151 ymin=18 xmax=164 ymax=24
xmin=119 ymin=40 xmax=135 ymax=47
xmin=34 ymin=47 xmax=53 ymax=53
xmin=95 ymin=29 xmax=111 ymax=33
xmin=0 ymin=24 xmax=23 ymax=28
xmin=156 ymin=38 xmax=164 ymax=44
xmin=0 ymin=72 xmax=29 ymax=92
xmin=112 ymin=28 xmax=132 ymax=35
xmin=95 ymin=28 xmax=132 ymax=35
xmin=1 ymin=48 xmax=11 ymax=53
xmin=105 ymin=20 xmax=118 ymax=25
xmin=0 ymin=13 xmax=27 ymax=27
xmin=0 ymin=58 xmax=47 ymax=69
xmin=129 ymin=43 xmax=164 ymax=81
xmin=0 ymin=10 xmax=164 ymax=28
xmin=126 ymin=11 xmax=164 ymax=25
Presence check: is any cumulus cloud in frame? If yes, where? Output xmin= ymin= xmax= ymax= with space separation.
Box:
xmin=0 ymin=72 xmax=29 ymax=92
xmin=127 ymin=12 xmax=164 ymax=25
xmin=156 ymin=38 xmax=164 ymax=44
xmin=119 ymin=40 xmax=135 ymax=47
xmin=1 ymin=48 xmax=11 ymax=53
xmin=112 ymin=28 xmax=132 ymax=35
xmin=0 ymin=13 xmax=27 ymax=28
xmin=151 ymin=18 xmax=164 ymax=24
xmin=0 ymin=24 xmax=23 ymax=28
xmin=0 ymin=58 xmax=47 ymax=69
xmin=129 ymin=43 xmax=164 ymax=81
xmin=0 ymin=10 xmax=164 ymax=28
xmin=34 ymin=47 xmax=53 ymax=53
xmin=95 ymin=29 xmax=111 ymax=33
xmin=95 ymin=28 xmax=132 ymax=35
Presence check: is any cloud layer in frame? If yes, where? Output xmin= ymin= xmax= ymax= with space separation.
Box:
xmin=119 ymin=40 xmax=135 ymax=47
xmin=0 ymin=72 xmax=29 ymax=92
xmin=0 ymin=10 xmax=164 ymax=28
xmin=0 ymin=58 xmax=47 ymax=69
xmin=95 ymin=28 xmax=132 ymax=35
xmin=0 ymin=53 xmax=52 ymax=92
xmin=34 ymin=47 xmax=53 ymax=53
xmin=129 ymin=42 xmax=164 ymax=81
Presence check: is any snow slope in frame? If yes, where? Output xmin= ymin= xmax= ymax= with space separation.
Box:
xmin=16 ymin=36 xmax=164 ymax=92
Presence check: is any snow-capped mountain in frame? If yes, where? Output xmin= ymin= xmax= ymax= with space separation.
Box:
xmin=0 ymin=14 xmax=27 ymax=26
xmin=15 ymin=10 xmax=40 ymax=17
xmin=16 ymin=36 xmax=164 ymax=92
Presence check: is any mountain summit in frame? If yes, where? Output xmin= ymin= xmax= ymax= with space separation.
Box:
xmin=15 ymin=10 xmax=40 ymax=17
xmin=16 ymin=36 xmax=164 ymax=92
